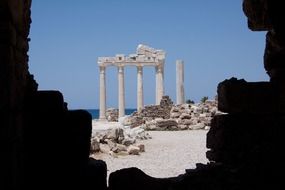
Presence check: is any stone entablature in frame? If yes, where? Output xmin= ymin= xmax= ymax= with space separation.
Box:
xmin=98 ymin=44 xmax=165 ymax=67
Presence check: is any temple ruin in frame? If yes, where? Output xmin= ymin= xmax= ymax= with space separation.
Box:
xmin=1 ymin=0 xmax=285 ymax=189
xmin=98 ymin=44 xmax=166 ymax=119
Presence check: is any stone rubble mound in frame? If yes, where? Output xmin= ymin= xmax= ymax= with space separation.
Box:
xmin=90 ymin=126 xmax=151 ymax=157
xmin=123 ymin=96 xmax=221 ymax=131
xmin=106 ymin=108 xmax=119 ymax=122
xmin=91 ymin=96 xmax=220 ymax=157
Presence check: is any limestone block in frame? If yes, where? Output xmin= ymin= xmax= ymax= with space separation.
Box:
xmin=127 ymin=145 xmax=140 ymax=155
xmin=180 ymin=113 xmax=191 ymax=119
xmin=218 ymin=78 xmax=279 ymax=114
xmin=112 ymin=144 xmax=127 ymax=153
xmin=122 ymin=137 xmax=135 ymax=146
xmin=137 ymin=144 xmax=145 ymax=152
xmin=170 ymin=112 xmax=180 ymax=118
xmin=106 ymin=108 xmax=119 ymax=122
xmin=29 ymin=90 xmax=65 ymax=113
xmin=189 ymin=123 xmax=205 ymax=130
xmin=264 ymin=31 xmax=285 ymax=80
xmin=243 ymin=0 xmax=272 ymax=31
xmin=207 ymin=114 xmax=285 ymax=164
xmin=178 ymin=125 xmax=188 ymax=130
xmin=181 ymin=119 xmax=192 ymax=125
xmin=243 ymin=1 xmax=285 ymax=31
xmin=90 ymin=138 xmax=100 ymax=153
xmin=156 ymin=119 xmax=178 ymax=129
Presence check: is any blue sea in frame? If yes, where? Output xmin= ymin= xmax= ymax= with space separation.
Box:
xmin=86 ymin=109 xmax=137 ymax=119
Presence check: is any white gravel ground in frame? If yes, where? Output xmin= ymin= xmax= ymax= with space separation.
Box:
xmin=91 ymin=130 xmax=209 ymax=178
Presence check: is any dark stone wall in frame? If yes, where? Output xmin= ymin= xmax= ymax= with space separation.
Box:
xmin=0 ymin=1 xmax=107 ymax=189
xmin=243 ymin=0 xmax=285 ymax=82
xmin=0 ymin=0 xmax=36 ymax=189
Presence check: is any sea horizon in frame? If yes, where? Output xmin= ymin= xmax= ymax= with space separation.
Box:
xmin=84 ymin=108 xmax=137 ymax=119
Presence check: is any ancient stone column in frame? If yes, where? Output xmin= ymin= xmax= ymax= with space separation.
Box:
xmin=176 ymin=60 xmax=185 ymax=104
xmin=118 ymin=66 xmax=125 ymax=118
xmin=137 ymin=66 xmax=144 ymax=112
xmin=99 ymin=66 xmax=106 ymax=120
xmin=156 ymin=65 xmax=164 ymax=104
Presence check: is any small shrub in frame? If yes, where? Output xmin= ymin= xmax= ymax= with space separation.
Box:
xmin=186 ymin=99 xmax=195 ymax=104
xmin=200 ymin=96 xmax=208 ymax=103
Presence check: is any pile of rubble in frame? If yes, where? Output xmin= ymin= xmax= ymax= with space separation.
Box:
xmin=122 ymin=96 xmax=221 ymax=131
xmin=91 ymin=96 xmax=220 ymax=157
xmin=106 ymin=108 xmax=119 ymax=122
xmin=90 ymin=126 xmax=151 ymax=157
xmin=121 ymin=96 xmax=173 ymax=128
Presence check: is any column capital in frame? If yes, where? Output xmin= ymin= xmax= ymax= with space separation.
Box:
xmin=155 ymin=65 xmax=163 ymax=72
xmin=99 ymin=66 xmax=106 ymax=73
xmin=137 ymin=66 xmax=143 ymax=73
xmin=118 ymin=66 xmax=124 ymax=72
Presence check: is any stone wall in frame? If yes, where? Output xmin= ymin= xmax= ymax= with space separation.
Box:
xmin=243 ymin=0 xmax=285 ymax=83
xmin=0 ymin=1 xmax=107 ymax=189
xmin=139 ymin=95 xmax=173 ymax=119
xmin=0 ymin=0 xmax=36 ymax=188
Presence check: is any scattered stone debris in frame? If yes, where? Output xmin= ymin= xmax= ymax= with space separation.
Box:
xmin=92 ymin=96 xmax=220 ymax=158
xmin=121 ymin=96 xmax=222 ymax=131
xmin=90 ymin=125 xmax=151 ymax=157
xmin=106 ymin=108 xmax=119 ymax=122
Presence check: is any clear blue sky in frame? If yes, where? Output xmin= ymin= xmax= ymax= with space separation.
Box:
xmin=29 ymin=0 xmax=268 ymax=109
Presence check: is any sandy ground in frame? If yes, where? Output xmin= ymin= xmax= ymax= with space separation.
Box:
xmin=91 ymin=121 xmax=209 ymax=178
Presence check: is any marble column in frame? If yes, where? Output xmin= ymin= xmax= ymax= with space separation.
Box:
xmin=155 ymin=65 xmax=164 ymax=105
xmin=99 ymin=66 xmax=106 ymax=120
xmin=176 ymin=60 xmax=185 ymax=104
xmin=118 ymin=66 xmax=125 ymax=118
xmin=137 ymin=66 xmax=144 ymax=112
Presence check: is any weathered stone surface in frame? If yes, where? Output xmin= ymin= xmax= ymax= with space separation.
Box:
xmin=264 ymin=31 xmax=285 ymax=81
xmin=156 ymin=119 xmax=177 ymax=129
xmin=91 ymin=125 xmax=150 ymax=157
xmin=90 ymin=137 xmax=100 ymax=153
xmin=112 ymin=144 xmax=127 ymax=153
xmin=242 ymin=0 xmax=272 ymax=31
xmin=217 ymin=78 xmax=279 ymax=114
xmin=189 ymin=123 xmax=205 ymax=130
xmin=106 ymin=108 xmax=119 ymax=122
xmin=108 ymin=164 xmax=243 ymax=190
xmin=243 ymin=1 xmax=285 ymax=31
xmin=108 ymin=167 xmax=175 ymax=190
xmin=139 ymin=99 xmax=218 ymax=131
xmin=137 ymin=144 xmax=145 ymax=152
xmin=137 ymin=95 xmax=173 ymax=119
xmin=122 ymin=137 xmax=135 ymax=146
xmin=121 ymin=115 xmax=144 ymax=128
xmin=207 ymin=114 xmax=285 ymax=165
xmin=127 ymin=145 xmax=140 ymax=155
xmin=170 ymin=112 xmax=180 ymax=118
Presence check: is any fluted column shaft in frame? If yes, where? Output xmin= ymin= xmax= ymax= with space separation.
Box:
xmin=155 ymin=64 xmax=164 ymax=105
xmin=137 ymin=66 xmax=144 ymax=112
xmin=99 ymin=66 xmax=106 ymax=120
xmin=176 ymin=60 xmax=185 ymax=104
xmin=118 ymin=66 xmax=125 ymax=118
